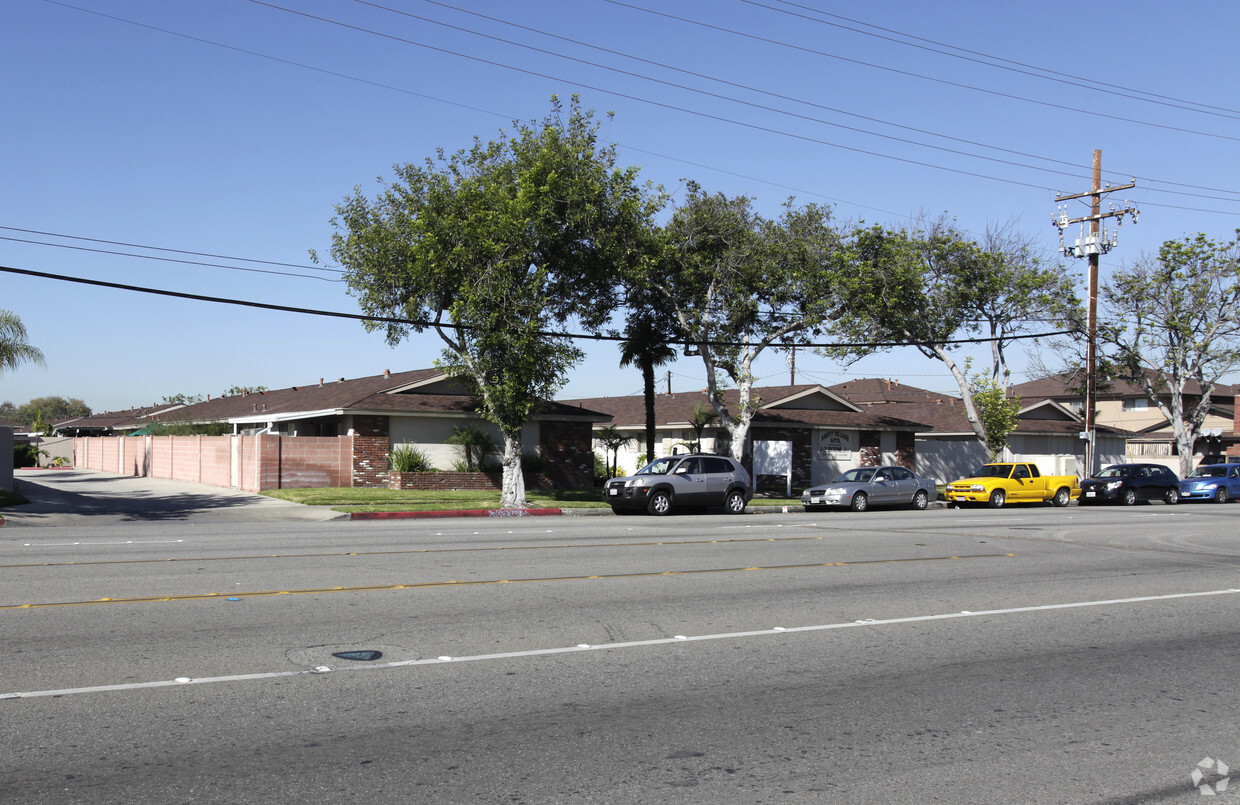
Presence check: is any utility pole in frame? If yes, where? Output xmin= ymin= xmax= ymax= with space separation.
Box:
xmin=1052 ymin=150 xmax=1139 ymax=478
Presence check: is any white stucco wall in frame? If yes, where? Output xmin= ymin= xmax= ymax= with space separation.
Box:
xmin=388 ymin=417 xmax=538 ymax=471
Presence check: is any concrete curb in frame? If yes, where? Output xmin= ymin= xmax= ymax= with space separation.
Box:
xmin=350 ymin=507 xmax=567 ymax=521
xmin=345 ymin=502 xmax=951 ymax=520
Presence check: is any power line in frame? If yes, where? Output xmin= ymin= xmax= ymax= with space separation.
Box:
xmin=0 ymin=225 xmax=339 ymax=272
xmin=602 ymin=0 xmax=1240 ymax=146
xmin=0 ymin=235 xmax=342 ymax=283
xmin=0 ymin=263 xmax=1078 ymax=350
xmin=753 ymin=0 xmax=1240 ymax=120
xmin=48 ymin=0 xmax=1240 ymax=209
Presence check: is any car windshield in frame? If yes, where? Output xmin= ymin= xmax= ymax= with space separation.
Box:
xmin=1189 ymin=467 xmax=1227 ymax=478
xmin=635 ymin=457 xmax=679 ymax=476
xmin=971 ymin=465 xmax=1013 ymax=478
xmin=1094 ymin=467 xmax=1133 ymax=479
xmin=834 ymin=468 xmax=875 ymax=483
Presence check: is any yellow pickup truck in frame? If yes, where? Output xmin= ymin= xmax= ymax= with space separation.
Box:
xmin=945 ymin=462 xmax=1080 ymax=508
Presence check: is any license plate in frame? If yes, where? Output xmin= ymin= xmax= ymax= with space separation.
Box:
xmin=810 ymin=497 xmax=823 ymax=504
xmin=1085 ymin=491 xmax=1095 ymax=497
xmin=608 ymin=488 xmax=618 ymax=496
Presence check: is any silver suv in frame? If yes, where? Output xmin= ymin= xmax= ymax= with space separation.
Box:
xmin=604 ymin=454 xmax=753 ymax=516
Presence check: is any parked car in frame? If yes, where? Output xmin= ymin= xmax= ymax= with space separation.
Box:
xmin=1180 ymin=464 xmax=1240 ymax=503
xmin=1079 ymin=463 xmax=1180 ymax=505
xmin=945 ymin=463 xmax=1079 ymax=508
xmin=603 ymin=454 xmax=753 ymax=516
xmin=801 ymin=465 xmax=937 ymax=512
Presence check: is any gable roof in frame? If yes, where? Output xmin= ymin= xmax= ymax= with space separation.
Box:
xmin=1011 ymin=370 xmax=1238 ymax=403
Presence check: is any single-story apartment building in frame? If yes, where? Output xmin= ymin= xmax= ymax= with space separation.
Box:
xmin=66 ymin=369 xmax=608 ymax=491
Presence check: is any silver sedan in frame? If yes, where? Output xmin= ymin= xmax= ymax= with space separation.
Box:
xmin=801 ymin=465 xmax=937 ymax=512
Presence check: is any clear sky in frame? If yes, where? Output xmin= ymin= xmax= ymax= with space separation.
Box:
xmin=5 ymin=0 xmax=1240 ymax=414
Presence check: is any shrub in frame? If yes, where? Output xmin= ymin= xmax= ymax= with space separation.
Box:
xmin=388 ymin=444 xmax=435 ymax=472
xmin=13 ymin=443 xmax=39 ymax=468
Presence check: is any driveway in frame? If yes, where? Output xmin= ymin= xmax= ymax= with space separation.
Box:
xmin=1 ymin=469 xmax=346 ymax=527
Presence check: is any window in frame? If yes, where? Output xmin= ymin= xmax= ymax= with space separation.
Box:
xmin=1122 ymin=398 xmax=1150 ymax=412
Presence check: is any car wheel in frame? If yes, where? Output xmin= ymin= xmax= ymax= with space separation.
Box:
xmin=850 ymin=492 xmax=868 ymax=512
xmin=988 ymin=489 xmax=1006 ymax=508
xmin=1119 ymin=488 xmax=1137 ymax=506
xmin=647 ymin=490 xmax=672 ymax=516
xmin=1051 ymin=487 xmax=1070 ymax=508
xmin=910 ymin=490 xmax=929 ymax=510
xmin=1165 ymin=488 xmax=1179 ymax=505
xmin=1216 ymin=487 xmax=1230 ymax=504
xmin=724 ymin=489 xmax=747 ymax=514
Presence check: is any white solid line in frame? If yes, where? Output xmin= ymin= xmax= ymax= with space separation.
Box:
xmin=3 ymin=587 xmax=1237 ymax=701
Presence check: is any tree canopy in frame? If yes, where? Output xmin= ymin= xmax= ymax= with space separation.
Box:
xmin=636 ymin=182 xmax=846 ymax=460
xmin=1097 ymin=231 xmax=1240 ymax=476
xmin=324 ymin=97 xmax=664 ymax=507
xmin=0 ymin=310 xmax=44 ymax=377
xmin=825 ymin=219 xmax=1079 ymax=458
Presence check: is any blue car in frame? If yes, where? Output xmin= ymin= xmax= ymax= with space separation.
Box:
xmin=1179 ymin=464 xmax=1240 ymax=503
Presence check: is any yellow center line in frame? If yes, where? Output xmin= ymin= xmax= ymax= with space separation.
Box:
xmin=0 ymin=535 xmax=826 ymax=569
xmin=0 ymin=553 xmax=1015 ymax=610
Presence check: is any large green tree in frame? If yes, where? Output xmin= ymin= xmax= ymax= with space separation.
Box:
xmin=323 ymin=97 xmax=664 ymax=507
xmin=637 ymin=183 xmax=846 ymax=460
xmin=0 ymin=310 xmax=44 ymax=376
xmin=14 ymin=396 xmax=90 ymax=425
xmin=1097 ymin=231 xmax=1240 ymax=476
xmin=826 ymin=219 xmax=1079 ymax=458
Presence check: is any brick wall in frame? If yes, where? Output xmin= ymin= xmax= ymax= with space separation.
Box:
xmin=351 ymin=415 xmax=391 ymax=488
xmin=538 ymin=420 xmax=594 ymax=489
xmin=896 ymin=431 xmax=916 ymax=471
xmin=752 ymin=426 xmax=813 ymax=493
xmin=859 ymin=430 xmax=881 ymax=466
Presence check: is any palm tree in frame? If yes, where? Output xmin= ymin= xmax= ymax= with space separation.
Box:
xmin=0 ymin=310 xmax=44 ymax=374
xmin=595 ymin=425 xmax=634 ymax=479
xmin=446 ymin=424 xmax=498 ymax=472
xmin=619 ymin=307 xmax=678 ymax=464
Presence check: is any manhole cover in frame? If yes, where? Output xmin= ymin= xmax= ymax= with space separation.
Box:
xmin=332 ymin=650 xmax=383 ymax=662
xmin=286 ymin=643 xmax=419 ymax=667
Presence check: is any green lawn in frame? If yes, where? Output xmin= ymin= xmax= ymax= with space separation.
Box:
xmin=261 ymin=487 xmax=802 ymax=513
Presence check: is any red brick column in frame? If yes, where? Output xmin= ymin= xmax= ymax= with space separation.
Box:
xmin=351 ymin=415 xmax=390 ymax=488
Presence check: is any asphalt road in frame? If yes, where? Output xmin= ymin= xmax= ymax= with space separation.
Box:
xmin=3 ymin=496 xmax=1240 ymax=803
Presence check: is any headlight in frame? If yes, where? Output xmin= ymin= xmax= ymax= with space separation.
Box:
xmin=825 ymin=487 xmax=848 ymax=495
xmin=1198 ymin=481 xmax=1219 ymax=489
xmin=1106 ymin=481 xmax=1123 ymax=490
xmin=970 ymin=484 xmax=985 ymax=492
xmin=626 ymin=478 xmax=648 ymax=488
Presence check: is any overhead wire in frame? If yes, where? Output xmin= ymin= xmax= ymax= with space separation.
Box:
xmin=0 ymin=263 xmax=1078 ymax=351
xmin=602 ymin=0 xmax=1240 ymax=147
xmin=752 ymin=0 xmax=1240 ymax=120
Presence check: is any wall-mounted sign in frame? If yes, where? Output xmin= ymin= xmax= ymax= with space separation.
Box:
xmin=818 ymin=430 xmax=852 ymax=460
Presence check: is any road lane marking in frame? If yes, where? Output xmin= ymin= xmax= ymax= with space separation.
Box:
xmin=0 ymin=553 xmax=1013 ymax=609
xmin=4 ymin=586 xmax=1237 ymax=701
xmin=1 ymin=535 xmax=829 ymax=568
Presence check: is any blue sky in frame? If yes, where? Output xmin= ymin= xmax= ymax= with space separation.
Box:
xmin=5 ymin=0 xmax=1240 ymax=413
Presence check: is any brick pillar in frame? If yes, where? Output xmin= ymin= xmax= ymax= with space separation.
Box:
xmin=859 ymin=431 xmax=881 ymax=466
xmin=351 ymin=415 xmax=390 ymax=488
xmin=539 ymin=420 xmax=594 ymax=489
xmin=896 ymin=431 xmax=916 ymax=471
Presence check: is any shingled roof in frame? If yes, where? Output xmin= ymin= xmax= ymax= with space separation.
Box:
xmin=64 ymin=368 xmax=609 ymax=432
xmin=564 ymin=383 xmax=929 ymax=431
